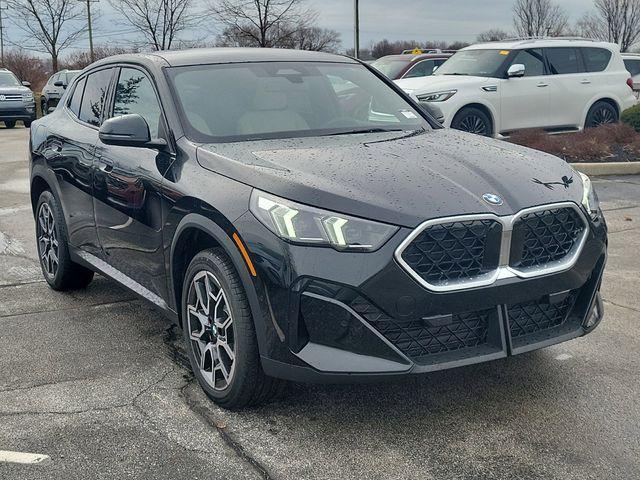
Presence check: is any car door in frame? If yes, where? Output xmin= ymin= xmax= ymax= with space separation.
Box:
xmin=544 ymin=47 xmax=588 ymax=129
xmin=499 ymin=48 xmax=550 ymax=132
xmin=93 ymin=66 xmax=174 ymax=299
xmin=45 ymin=69 xmax=114 ymax=254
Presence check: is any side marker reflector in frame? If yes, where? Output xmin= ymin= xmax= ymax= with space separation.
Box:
xmin=232 ymin=232 xmax=257 ymax=277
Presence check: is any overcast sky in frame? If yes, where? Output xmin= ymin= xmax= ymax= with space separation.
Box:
xmin=3 ymin=0 xmax=600 ymax=56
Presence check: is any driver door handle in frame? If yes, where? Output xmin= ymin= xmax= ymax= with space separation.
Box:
xmin=537 ymin=82 xmax=549 ymax=88
xmin=580 ymin=79 xmax=592 ymax=84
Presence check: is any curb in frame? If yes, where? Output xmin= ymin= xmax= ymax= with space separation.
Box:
xmin=570 ymin=162 xmax=640 ymax=176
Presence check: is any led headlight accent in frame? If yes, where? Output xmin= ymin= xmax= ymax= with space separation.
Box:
xmin=417 ymin=90 xmax=457 ymax=102
xmin=250 ymin=190 xmax=398 ymax=251
xmin=579 ymin=172 xmax=599 ymax=220
xmin=22 ymin=92 xmax=34 ymax=102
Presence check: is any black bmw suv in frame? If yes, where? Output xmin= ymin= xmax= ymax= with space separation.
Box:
xmin=29 ymin=48 xmax=606 ymax=408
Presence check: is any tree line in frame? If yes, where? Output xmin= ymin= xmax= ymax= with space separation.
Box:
xmin=3 ymin=0 xmax=640 ymax=90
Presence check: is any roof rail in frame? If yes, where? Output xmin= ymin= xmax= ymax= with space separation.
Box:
xmin=500 ymin=36 xmax=596 ymax=43
xmin=400 ymin=48 xmax=458 ymax=55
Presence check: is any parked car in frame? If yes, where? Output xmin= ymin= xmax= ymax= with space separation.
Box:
xmin=396 ymin=38 xmax=636 ymax=137
xmin=371 ymin=50 xmax=453 ymax=80
xmin=41 ymin=69 xmax=81 ymax=114
xmin=622 ymin=53 xmax=640 ymax=97
xmin=30 ymin=48 xmax=606 ymax=409
xmin=0 ymin=68 xmax=36 ymax=128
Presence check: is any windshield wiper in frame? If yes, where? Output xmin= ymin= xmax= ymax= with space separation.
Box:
xmin=324 ymin=128 xmax=404 ymax=137
xmin=441 ymin=73 xmax=469 ymax=76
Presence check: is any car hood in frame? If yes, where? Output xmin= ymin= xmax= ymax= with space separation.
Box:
xmin=196 ymin=129 xmax=583 ymax=228
xmin=396 ymin=75 xmax=491 ymax=95
xmin=0 ymin=86 xmax=30 ymax=94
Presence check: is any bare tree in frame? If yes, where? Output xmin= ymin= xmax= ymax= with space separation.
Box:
xmin=513 ymin=0 xmax=569 ymax=37
xmin=577 ymin=0 xmax=640 ymax=51
xmin=477 ymin=28 xmax=511 ymax=42
xmin=6 ymin=0 xmax=86 ymax=71
xmin=60 ymin=44 xmax=138 ymax=69
xmin=1 ymin=47 xmax=49 ymax=89
xmin=210 ymin=0 xmax=315 ymax=48
xmin=109 ymin=0 xmax=199 ymax=50
xmin=287 ymin=26 xmax=341 ymax=52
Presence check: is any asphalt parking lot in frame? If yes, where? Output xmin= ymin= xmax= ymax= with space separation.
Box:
xmin=0 ymin=124 xmax=639 ymax=480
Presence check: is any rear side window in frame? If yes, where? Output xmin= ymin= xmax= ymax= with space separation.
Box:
xmin=511 ymin=49 xmax=545 ymax=76
xmin=67 ymin=76 xmax=86 ymax=118
xmin=404 ymin=60 xmax=436 ymax=78
xmin=624 ymin=59 xmax=640 ymax=76
xmin=583 ymin=48 xmax=612 ymax=72
xmin=79 ymin=68 xmax=113 ymax=126
xmin=113 ymin=67 xmax=163 ymax=138
xmin=546 ymin=48 xmax=582 ymax=75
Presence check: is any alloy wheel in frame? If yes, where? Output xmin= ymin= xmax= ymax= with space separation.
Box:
xmin=459 ymin=115 xmax=489 ymax=135
xmin=37 ymin=202 xmax=59 ymax=277
xmin=186 ymin=270 xmax=236 ymax=391
xmin=592 ymin=107 xmax=615 ymax=126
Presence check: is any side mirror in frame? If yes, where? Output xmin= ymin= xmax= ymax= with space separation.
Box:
xmin=21 ymin=81 xmax=31 ymax=87
xmin=99 ymin=114 xmax=166 ymax=149
xmin=53 ymin=80 xmax=67 ymax=89
xmin=507 ymin=64 xmax=525 ymax=78
xmin=419 ymin=101 xmax=445 ymax=125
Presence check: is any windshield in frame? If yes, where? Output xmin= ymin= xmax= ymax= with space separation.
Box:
xmin=0 ymin=72 xmax=22 ymax=87
xmin=370 ymin=58 xmax=409 ymax=79
xmin=435 ymin=49 xmax=508 ymax=78
xmin=166 ymin=61 xmax=428 ymax=143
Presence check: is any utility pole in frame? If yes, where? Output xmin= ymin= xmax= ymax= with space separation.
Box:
xmin=79 ymin=0 xmax=97 ymax=63
xmin=0 ymin=1 xmax=7 ymax=67
xmin=353 ymin=0 xmax=360 ymax=59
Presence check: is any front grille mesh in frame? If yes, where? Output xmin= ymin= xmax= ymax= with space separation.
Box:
xmin=507 ymin=292 xmax=578 ymax=338
xmin=400 ymin=219 xmax=501 ymax=286
xmin=350 ymin=296 xmax=491 ymax=359
xmin=511 ymin=207 xmax=585 ymax=269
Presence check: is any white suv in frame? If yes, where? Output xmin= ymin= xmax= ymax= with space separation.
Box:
xmin=396 ymin=38 xmax=636 ymax=137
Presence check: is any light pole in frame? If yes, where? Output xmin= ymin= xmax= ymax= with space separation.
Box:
xmin=353 ymin=0 xmax=360 ymax=59
xmin=0 ymin=1 xmax=7 ymax=67
xmin=80 ymin=0 xmax=97 ymax=63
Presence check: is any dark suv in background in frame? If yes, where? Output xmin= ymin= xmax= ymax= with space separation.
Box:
xmin=371 ymin=49 xmax=454 ymax=80
xmin=41 ymin=69 xmax=81 ymax=114
xmin=0 ymin=68 xmax=36 ymax=128
xmin=30 ymin=48 xmax=606 ymax=409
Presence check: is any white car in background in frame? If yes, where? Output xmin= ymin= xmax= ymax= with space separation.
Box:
xmin=396 ymin=38 xmax=636 ymax=137
xmin=622 ymin=53 xmax=640 ymax=96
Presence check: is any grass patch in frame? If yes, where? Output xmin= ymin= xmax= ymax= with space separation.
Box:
xmin=508 ymin=124 xmax=640 ymax=163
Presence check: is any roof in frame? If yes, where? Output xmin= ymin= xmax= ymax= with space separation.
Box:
xmin=465 ymin=38 xmax=620 ymax=52
xmin=92 ymin=48 xmax=357 ymax=69
xmin=373 ymin=53 xmax=454 ymax=63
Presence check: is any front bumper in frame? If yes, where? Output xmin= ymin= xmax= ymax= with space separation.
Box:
xmin=236 ymin=207 xmax=607 ymax=383
xmin=0 ymin=102 xmax=36 ymax=122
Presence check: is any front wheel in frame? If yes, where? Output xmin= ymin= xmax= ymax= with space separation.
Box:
xmin=182 ymin=248 xmax=285 ymax=409
xmin=585 ymin=101 xmax=618 ymax=128
xmin=35 ymin=191 xmax=94 ymax=290
xmin=3 ymin=120 xmax=16 ymax=129
xmin=451 ymin=107 xmax=492 ymax=136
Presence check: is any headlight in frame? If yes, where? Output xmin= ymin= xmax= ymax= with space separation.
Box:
xmin=416 ymin=90 xmax=457 ymax=102
xmin=250 ymin=190 xmax=398 ymax=252
xmin=22 ymin=92 xmax=34 ymax=102
xmin=579 ymin=172 xmax=599 ymax=220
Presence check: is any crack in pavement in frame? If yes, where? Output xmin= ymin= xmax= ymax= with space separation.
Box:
xmin=603 ymin=298 xmax=640 ymax=314
xmin=0 ymin=297 xmax=138 ymax=319
xmin=0 ymin=367 xmax=177 ymax=418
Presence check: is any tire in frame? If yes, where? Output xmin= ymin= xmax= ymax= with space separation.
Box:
xmin=585 ymin=101 xmax=618 ymax=128
xmin=451 ymin=107 xmax=492 ymax=136
xmin=181 ymin=248 xmax=285 ymax=409
xmin=23 ymin=120 xmax=32 ymax=128
xmin=35 ymin=191 xmax=94 ymax=291
xmin=4 ymin=120 xmax=16 ymax=129
xmin=42 ymin=100 xmax=49 ymax=116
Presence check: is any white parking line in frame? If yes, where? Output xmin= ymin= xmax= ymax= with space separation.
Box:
xmin=0 ymin=450 xmax=51 ymax=465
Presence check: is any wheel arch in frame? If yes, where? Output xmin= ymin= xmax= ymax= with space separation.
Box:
xmin=583 ymin=97 xmax=621 ymax=127
xmin=452 ymin=102 xmax=496 ymax=135
xmin=169 ymin=213 xmax=269 ymax=355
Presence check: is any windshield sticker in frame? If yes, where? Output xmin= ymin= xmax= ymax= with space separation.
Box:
xmin=499 ymin=50 xmax=510 ymax=55
xmin=400 ymin=110 xmax=418 ymax=119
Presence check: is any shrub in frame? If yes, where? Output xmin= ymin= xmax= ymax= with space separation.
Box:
xmin=621 ymin=104 xmax=640 ymax=132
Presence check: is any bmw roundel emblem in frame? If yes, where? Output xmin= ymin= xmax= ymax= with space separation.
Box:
xmin=482 ymin=193 xmax=503 ymax=206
